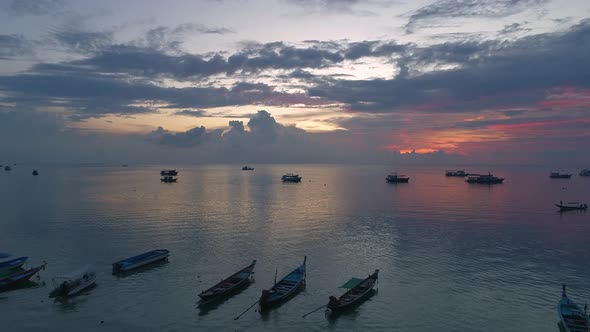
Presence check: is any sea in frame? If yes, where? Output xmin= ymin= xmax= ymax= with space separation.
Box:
xmin=1 ymin=164 xmax=589 ymax=331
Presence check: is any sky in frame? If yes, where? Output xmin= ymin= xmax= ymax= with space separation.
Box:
xmin=0 ymin=0 xmax=589 ymax=165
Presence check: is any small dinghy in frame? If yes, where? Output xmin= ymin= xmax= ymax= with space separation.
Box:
xmin=199 ymin=260 xmax=256 ymax=305
xmin=0 ymin=256 xmax=28 ymax=275
xmin=326 ymin=269 xmax=379 ymax=315
xmin=259 ymin=256 xmax=306 ymax=309
xmin=112 ymin=249 xmax=169 ymax=274
xmin=0 ymin=262 xmax=46 ymax=290
xmin=558 ymin=285 xmax=589 ymax=332
xmin=49 ymin=265 xmax=96 ymax=298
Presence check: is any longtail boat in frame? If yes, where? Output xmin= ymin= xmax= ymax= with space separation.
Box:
xmin=0 ymin=256 xmax=28 ymax=275
xmin=0 ymin=263 xmax=46 ymax=290
xmin=326 ymin=269 xmax=379 ymax=315
xmin=199 ymin=260 xmax=256 ymax=305
xmin=558 ymin=285 xmax=589 ymax=332
xmin=112 ymin=249 xmax=169 ymax=274
xmin=556 ymin=202 xmax=588 ymax=212
xmin=259 ymin=256 xmax=306 ymax=309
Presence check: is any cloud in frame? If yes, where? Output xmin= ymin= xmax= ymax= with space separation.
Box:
xmin=174 ymin=109 xmax=207 ymax=117
xmin=498 ymin=22 xmax=531 ymax=35
xmin=0 ymin=34 xmax=34 ymax=59
xmin=52 ymin=30 xmax=113 ymax=54
xmin=147 ymin=125 xmax=221 ymax=147
xmin=405 ymin=0 xmax=548 ymax=33
xmin=7 ymin=0 xmax=67 ymax=16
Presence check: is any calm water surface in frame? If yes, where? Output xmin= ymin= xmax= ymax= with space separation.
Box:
xmin=1 ymin=165 xmax=589 ymax=331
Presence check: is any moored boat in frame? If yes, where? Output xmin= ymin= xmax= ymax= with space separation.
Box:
xmin=160 ymin=169 xmax=178 ymax=176
xmin=558 ymin=285 xmax=589 ymax=332
xmin=199 ymin=260 xmax=256 ymax=304
xmin=242 ymin=166 xmax=254 ymax=171
xmin=4 ymin=166 xmax=11 ymax=171
xmin=465 ymin=173 xmax=504 ymax=184
xmin=0 ymin=256 xmax=28 ymax=275
xmin=556 ymin=201 xmax=588 ymax=211
xmin=386 ymin=172 xmax=409 ymax=183
xmin=281 ymin=173 xmax=302 ymax=183
xmin=49 ymin=265 xmax=96 ymax=298
xmin=551 ymin=171 xmax=573 ymax=179
xmin=445 ymin=170 xmax=468 ymax=177
xmin=32 ymin=170 xmax=39 ymax=176
xmin=259 ymin=256 xmax=306 ymax=309
xmin=326 ymin=269 xmax=379 ymax=315
xmin=0 ymin=262 xmax=46 ymax=290
xmin=580 ymin=169 xmax=590 ymax=177
xmin=112 ymin=249 xmax=169 ymax=274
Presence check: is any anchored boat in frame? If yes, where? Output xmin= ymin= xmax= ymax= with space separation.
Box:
xmin=49 ymin=265 xmax=96 ymax=298
xmin=445 ymin=170 xmax=468 ymax=177
xmin=112 ymin=249 xmax=169 ymax=274
xmin=550 ymin=171 xmax=573 ymax=179
xmin=326 ymin=269 xmax=379 ymax=315
xmin=199 ymin=260 xmax=256 ymax=305
xmin=242 ymin=166 xmax=254 ymax=171
xmin=259 ymin=256 xmax=306 ymax=309
xmin=160 ymin=169 xmax=178 ymax=176
xmin=556 ymin=202 xmax=588 ymax=211
xmin=386 ymin=172 xmax=409 ymax=183
xmin=558 ymin=285 xmax=589 ymax=332
xmin=579 ymin=169 xmax=590 ymax=177
xmin=465 ymin=173 xmax=504 ymax=184
xmin=0 ymin=256 xmax=28 ymax=275
xmin=281 ymin=173 xmax=302 ymax=183
xmin=0 ymin=262 xmax=46 ymax=290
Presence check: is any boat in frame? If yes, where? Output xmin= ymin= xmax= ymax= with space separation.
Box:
xmin=326 ymin=269 xmax=379 ymax=315
xmin=385 ymin=172 xmax=409 ymax=183
xmin=465 ymin=173 xmax=504 ymax=184
xmin=558 ymin=285 xmax=589 ymax=332
xmin=49 ymin=265 xmax=96 ymax=298
xmin=281 ymin=173 xmax=302 ymax=183
xmin=579 ymin=169 xmax=590 ymax=177
xmin=445 ymin=170 xmax=468 ymax=177
xmin=556 ymin=201 xmax=588 ymax=211
xmin=32 ymin=170 xmax=39 ymax=176
xmin=160 ymin=169 xmax=178 ymax=176
xmin=112 ymin=249 xmax=170 ymax=274
xmin=550 ymin=171 xmax=573 ymax=179
xmin=0 ymin=256 xmax=28 ymax=275
xmin=199 ymin=260 xmax=256 ymax=304
xmin=0 ymin=263 xmax=46 ymax=290
xmin=161 ymin=176 xmax=177 ymax=183
xmin=4 ymin=166 xmax=11 ymax=171
xmin=242 ymin=166 xmax=254 ymax=171
xmin=259 ymin=256 xmax=306 ymax=308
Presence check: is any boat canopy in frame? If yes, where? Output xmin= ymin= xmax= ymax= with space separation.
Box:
xmin=340 ymin=277 xmax=364 ymax=289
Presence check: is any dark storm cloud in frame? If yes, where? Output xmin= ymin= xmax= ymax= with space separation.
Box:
xmin=0 ymin=34 xmax=34 ymax=59
xmin=7 ymin=0 xmax=67 ymax=16
xmin=308 ymin=19 xmax=590 ymax=113
xmin=405 ymin=0 xmax=548 ymax=33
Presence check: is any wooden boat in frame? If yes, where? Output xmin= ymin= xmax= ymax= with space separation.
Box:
xmin=49 ymin=265 xmax=96 ymax=298
xmin=259 ymin=256 xmax=306 ymax=308
xmin=160 ymin=169 xmax=178 ymax=176
xmin=386 ymin=172 xmax=409 ymax=183
xmin=465 ymin=173 xmax=504 ymax=184
xmin=326 ymin=269 xmax=379 ymax=315
xmin=199 ymin=260 xmax=256 ymax=304
xmin=445 ymin=170 xmax=468 ymax=177
xmin=558 ymin=285 xmax=589 ymax=332
xmin=112 ymin=249 xmax=169 ymax=274
xmin=0 ymin=263 xmax=46 ymax=290
xmin=0 ymin=256 xmax=28 ymax=275
xmin=551 ymin=172 xmax=573 ymax=179
xmin=556 ymin=202 xmax=588 ymax=211
xmin=242 ymin=166 xmax=254 ymax=171
xmin=281 ymin=173 xmax=302 ymax=183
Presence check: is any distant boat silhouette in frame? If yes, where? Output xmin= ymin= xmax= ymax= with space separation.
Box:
xmin=242 ymin=166 xmax=254 ymax=171
xmin=282 ymin=173 xmax=302 ymax=183
xmin=465 ymin=173 xmax=504 ymax=184
xmin=550 ymin=171 xmax=572 ymax=179
xmin=579 ymin=169 xmax=590 ymax=177
xmin=445 ymin=170 xmax=468 ymax=177
xmin=386 ymin=172 xmax=409 ymax=183
xmin=32 ymin=170 xmax=39 ymax=176
xmin=160 ymin=169 xmax=178 ymax=176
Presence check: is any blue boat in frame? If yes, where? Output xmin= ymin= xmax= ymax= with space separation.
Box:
xmin=0 ymin=257 xmax=28 ymax=275
xmin=112 ymin=249 xmax=169 ymax=274
xmin=259 ymin=256 xmax=306 ymax=309
xmin=0 ymin=262 xmax=46 ymax=290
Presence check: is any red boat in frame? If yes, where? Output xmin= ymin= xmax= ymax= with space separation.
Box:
xmin=0 ymin=263 xmax=46 ymax=290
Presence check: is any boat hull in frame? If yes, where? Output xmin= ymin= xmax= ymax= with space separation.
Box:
xmin=556 ymin=204 xmax=588 ymax=211
xmin=327 ymin=270 xmax=379 ymax=315
xmin=558 ymin=295 xmax=589 ymax=332
xmin=259 ymin=257 xmax=306 ymax=309
xmin=0 ymin=263 xmax=46 ymax=290
xmin=0 ymin=256 xmax=28 ymax=274
xmin=386 ymin=178 xmax=409 ymax=183
xmin=112 ymin=250 xmax=169 ymax=274
xmin=199 ymin=260 xmax=256 ymax=305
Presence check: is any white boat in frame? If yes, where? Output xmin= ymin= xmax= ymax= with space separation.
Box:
xmin=49 ymin=265 xmax=96 ymax=298
xmin=558 ymin=285 xmax=589 ymax=332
